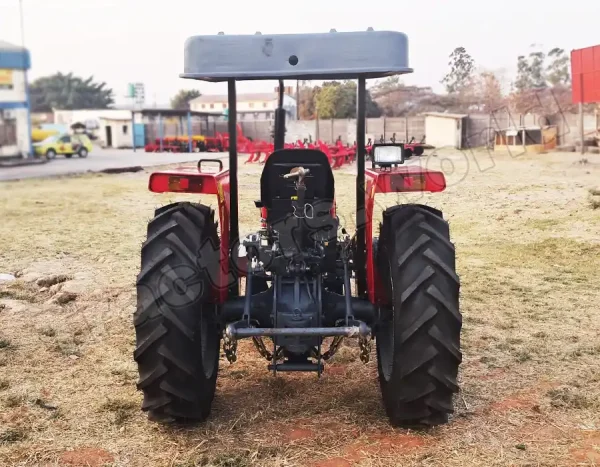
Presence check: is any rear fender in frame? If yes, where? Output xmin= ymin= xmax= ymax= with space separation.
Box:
xmin=364 ymin=166 xmax=446 ymax=305
xmin=148 ymin=165 xmax=231 ymax=303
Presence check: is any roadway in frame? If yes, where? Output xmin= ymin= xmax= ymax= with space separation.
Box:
xmin=0 ymin=149 xmax=228 ymax=181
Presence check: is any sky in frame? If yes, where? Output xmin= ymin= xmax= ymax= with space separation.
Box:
xmin=1 ymin=0 xmax=599 ymax=107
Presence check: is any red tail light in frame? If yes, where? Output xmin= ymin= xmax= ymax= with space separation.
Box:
xmin=149 ymin=173 xmax=204 ymax=193
xmin=391 ymin=171 xmax=446 ymax=192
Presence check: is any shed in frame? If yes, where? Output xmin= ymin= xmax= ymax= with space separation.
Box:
xmin=99 ymin=117 xmax=133 ymax=149
xmin=424 ymin=112 xmax=467 ymax=149
xmin=494 ymin=126 xmax=557 ymax=153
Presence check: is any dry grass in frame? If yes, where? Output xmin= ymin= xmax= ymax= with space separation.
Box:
xmin=0 ymin=149 xmax=599 ymax=466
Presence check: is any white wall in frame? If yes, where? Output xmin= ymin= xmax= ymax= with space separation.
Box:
xmin=425 ymin=116 xmax=461 ymax=149
xmin=54 ymin=109 xmax=132 ymax=129
xmin=191 ymin=99 xmax=276 ymax=113
xmin=0 ymin=69 xmax=26 ymax=103
xmin=99 ymin=119 xmax=132 ymax=148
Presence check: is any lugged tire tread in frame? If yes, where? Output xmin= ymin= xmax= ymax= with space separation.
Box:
xmin=376 ymin=203 xmax=462 ymax=427
xmin=134 ymin=201 xmax=220 ymax=423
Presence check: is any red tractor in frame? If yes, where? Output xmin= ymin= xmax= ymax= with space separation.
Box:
xmin=134 ymin=30 xmax=461 ymax=427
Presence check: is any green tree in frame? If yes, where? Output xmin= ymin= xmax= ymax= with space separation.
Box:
xmin=514 ymin=55 xmax=534 ymax=92
xmin=314 ymin=81 xmax=380 ymax=119
xmin=514 ymin=46 xmax=547 ymax=92
xmin=546 ymin=48 xmax=570 ymax=87
xmin=441 ymin=47 xmax=476 ymax=94
xmin=29 ymin=73 xmax=114 ymax=112
xmin=171 ymin=89 xmax=202 ymax=110
xmin=529 ymin=51 xmax=546 ymax=88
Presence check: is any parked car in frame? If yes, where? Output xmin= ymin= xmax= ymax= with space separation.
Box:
xmin=34 ymin=134 xmax=93 ymax=159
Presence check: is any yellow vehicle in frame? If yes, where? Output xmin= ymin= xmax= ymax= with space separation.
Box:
xmin=31 ymin=128 xmax=59 ymax=143
xmin=34 ymin=133 xmax=93 ymax=159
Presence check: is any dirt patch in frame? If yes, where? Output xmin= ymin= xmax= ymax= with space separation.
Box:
xmin=282 ymin=427 xmax=315 ymax=442
xmin=571 ymin=432 xmax=600 ymax=463
xmin=326 ymin=365 xmax=348 ymax=376
xmin=59 ymin=447 xmax=114 ymax=466
xmin=490 ymin=396 xmax=537 ymax=413
xmin=342 ymin=432 xmax=427 ymax=459
xmin=311 ymin=458 xmax=353 ymax=467
xmin=311 ymin=432 xmax=428 ymax=466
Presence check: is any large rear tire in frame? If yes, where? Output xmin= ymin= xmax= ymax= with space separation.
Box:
xmin=134 ymin=202 xmax=221 ymax=423
xmin=376 ymin=204 xmax=461 ymax=427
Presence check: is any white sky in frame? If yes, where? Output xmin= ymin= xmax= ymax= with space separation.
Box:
xmin=1 ymin=0 xmax=599 ymax=106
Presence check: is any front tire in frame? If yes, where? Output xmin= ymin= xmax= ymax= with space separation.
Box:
xmin=46 ymin=149 xmax=56 ymax=160
xmin=78 ymin=148 xmax=88 ymax=158
xmin=134 ymin=202 xmax=221 ymax=423
xmin=376 ymin=204 xmax=461 ymax=427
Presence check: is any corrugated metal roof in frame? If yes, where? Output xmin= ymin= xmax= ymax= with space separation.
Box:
xmin=0 ymin=40 xmax=26 ymax=51
xmin=424 ymin=112 xmax=468 ymax=119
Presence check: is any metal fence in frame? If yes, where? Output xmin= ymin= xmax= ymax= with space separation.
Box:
xmin=140 ymin=111 xmax=599 ymax=148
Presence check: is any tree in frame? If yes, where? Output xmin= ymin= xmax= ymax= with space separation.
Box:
xmin=441 ymin=47 xmax=476 ymax=94
xmin=529 ymin=50 xmax=546 ymax=89
xmin=546 ymin=48 xmax=570 ymax=87
xmin=171 ymin=89 xmax=201 ymax=110
xmin=514 ymin=55 xmax=534 ymax=92
xmin=475 ymin=71 xmax=505 ymax=112
xmin=297 ymin=81 xmax=318 ymax=119
xmin=314 ymin=81 xmax=380 ymax=119
xmin=514 ymin=46 xmax=547 ymax=93
xmin=510 ymin=46 xmax=570 ymax=114
xmin=29 ymin=73 xmax=114 ymax=112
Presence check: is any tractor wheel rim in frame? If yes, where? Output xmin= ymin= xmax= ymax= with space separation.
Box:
xmin=378 ymin=257 xmax=395 ymax=382
xmin=200 ymin=305 xmax=218 ymax=379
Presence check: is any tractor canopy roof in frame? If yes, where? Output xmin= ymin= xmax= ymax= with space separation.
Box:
xmin=181 ymin=30 xmax=412 ymax=82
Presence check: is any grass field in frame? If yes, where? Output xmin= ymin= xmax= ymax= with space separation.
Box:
xmin=1 ymin=148 xmax=599 ymax=467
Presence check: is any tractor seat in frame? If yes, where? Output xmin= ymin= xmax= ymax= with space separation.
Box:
xmin=260 ymin=149 xmax=337 ymax=251
xmin=260 ymin=149 xmax=334 ymax=210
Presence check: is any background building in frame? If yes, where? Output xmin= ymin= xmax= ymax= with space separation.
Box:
xmin=190 ymin=90 xmax=297 ymax=122
xmin=0 ymin=40 xmax=31 ymax=159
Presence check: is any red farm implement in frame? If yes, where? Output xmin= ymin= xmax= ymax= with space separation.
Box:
xmin=134 ymin=30 xmax=461 ymax=429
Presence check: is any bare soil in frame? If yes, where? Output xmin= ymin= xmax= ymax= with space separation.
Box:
xmin=1 ymin=148 xmax=599 ymax=466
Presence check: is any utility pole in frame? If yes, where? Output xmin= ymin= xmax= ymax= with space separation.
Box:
xmin=579 ymin=74 xmax=585 ymax=155
xmin=19 ymin=0 xmax=26 ymax=47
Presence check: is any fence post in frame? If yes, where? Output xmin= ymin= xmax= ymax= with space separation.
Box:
xmin=131 ymin=110 xmax=136 ymax=152
xmin=405 ymin=116 xmax=409 ymax=142
xmin=383 ymin=116 xmax=386 ymax=141
xmin=331 ymin=118 xmax=334 ymax=144
xmin=315 ymin=112 xmax=320 ymax=141
xmin=579 ymin=103 xmax=585 ymax=155
xmin=579 ymin=73 xmax=585 ymax=155
xmin=187 ymin=112 xmax=192 ymax=153
xmin=158 ymin=113 xmax=163 ymax=152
